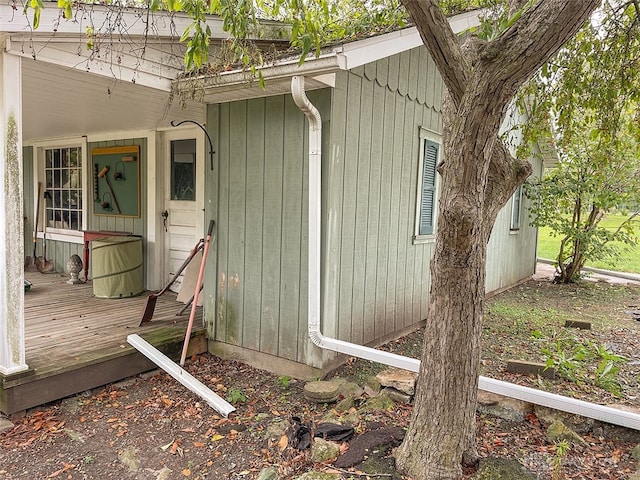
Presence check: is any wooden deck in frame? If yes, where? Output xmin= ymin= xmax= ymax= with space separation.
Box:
xmin=1 ymin=272 xmax=207 ymax=414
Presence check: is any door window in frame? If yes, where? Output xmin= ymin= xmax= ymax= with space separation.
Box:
xmin=170 ymin=139 xmax=196 ymax=201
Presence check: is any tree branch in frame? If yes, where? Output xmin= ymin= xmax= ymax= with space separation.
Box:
xmin=480 ymin=0 xmax=600 ymax=94
xmin=483 ymin=140 xmax=532 ymax=235
xmin=400 ymin=0 xmax=470 ymax=106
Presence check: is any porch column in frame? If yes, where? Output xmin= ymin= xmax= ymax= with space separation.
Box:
xmin=0 ymin=45 xmax=28 ymax=375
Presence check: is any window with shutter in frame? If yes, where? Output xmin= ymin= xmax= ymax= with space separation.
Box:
xmin=510 ymin=185 xmax=522 ymax=231
xmin=419 ymin=140 xmax=438 ymax=236
xmin=414 ymin=129 xmax=442 ymax=242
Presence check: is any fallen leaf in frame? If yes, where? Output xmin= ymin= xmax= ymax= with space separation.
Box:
xmin=160 ymin=439 xmax=175 ymax=451
xmin=278 ymin=434 xmax=288 ymax=451
xmin=193 ymin=441 xmax=206 ymax=448
xmin=210 ymin=434 xmax=225 ymax=442
xmin=182 ymin=468 xmax=191 ymax=476
xmin=48 ymin=462 xmax=75 ymax=478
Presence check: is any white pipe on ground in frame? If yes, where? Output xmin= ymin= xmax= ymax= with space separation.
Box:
xmin=290 ymin=75 xmax=640 ymax=431
xmin=127 ymin=334 xmax=235 ymax=417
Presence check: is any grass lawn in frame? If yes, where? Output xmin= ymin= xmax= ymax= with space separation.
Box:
xmin=537 ymin=213 xmax=640 ymax=274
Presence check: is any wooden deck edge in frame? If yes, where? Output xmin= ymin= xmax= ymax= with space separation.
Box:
xmin=1 ymin=330 xmax=207 ymax=415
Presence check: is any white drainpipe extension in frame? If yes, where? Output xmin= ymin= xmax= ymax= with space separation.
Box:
xmin=290 ymin=75 xmax=640 ymax=431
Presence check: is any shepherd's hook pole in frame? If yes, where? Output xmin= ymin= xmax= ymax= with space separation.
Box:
xmin=170 ymin=120 xmax=215 ymax=171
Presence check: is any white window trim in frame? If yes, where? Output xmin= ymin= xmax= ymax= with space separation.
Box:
xmin=510 ymin=185 xmax=523 ymax=234
xmin=32 ymin=137 xmax=88 ymax=242
xmin=413 ymin=127 xmax=442 ymax=245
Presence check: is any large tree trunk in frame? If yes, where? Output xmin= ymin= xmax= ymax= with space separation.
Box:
xmin=395 ymin=1 xmax=600 ymax=478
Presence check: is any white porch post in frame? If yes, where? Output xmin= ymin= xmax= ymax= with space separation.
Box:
xmin=0 ymin=43 xmax=28 ymax=375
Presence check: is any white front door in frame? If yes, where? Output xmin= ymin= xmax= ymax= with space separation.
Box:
xmin=163 ymin=128 xmax=204 ymax=292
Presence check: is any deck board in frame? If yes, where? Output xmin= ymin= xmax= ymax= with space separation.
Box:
xmin=22 ymin=271 xmax=204 ymax=378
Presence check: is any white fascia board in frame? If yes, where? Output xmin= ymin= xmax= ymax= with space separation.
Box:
xmin=340 ymin=9 xmax=481 ymax=70
xmin=0 ymin=4 xmax=225 ymax=38
xmin=179 ymin=54 xmax=343 ymax=102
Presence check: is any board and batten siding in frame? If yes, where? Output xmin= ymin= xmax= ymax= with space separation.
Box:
xmin=485 ymin=162 xmax=542 ymax=293
xmin=324 ymin=46 xmax=442 ymax=352
xmin=207 ymin=44 xmax=539 ymax=372
xmin=209 ymin=92 xmax=328 ymax=367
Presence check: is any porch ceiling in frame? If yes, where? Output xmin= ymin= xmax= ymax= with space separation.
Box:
xmin=21 ymin=59 xmax=206 ymax=143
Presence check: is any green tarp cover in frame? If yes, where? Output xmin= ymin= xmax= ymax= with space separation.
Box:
xmin=92 ymin=236 xmax=143 ymax=299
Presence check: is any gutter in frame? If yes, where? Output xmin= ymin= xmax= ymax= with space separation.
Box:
xmin=290 ymin=75 xmax=640 ymax=432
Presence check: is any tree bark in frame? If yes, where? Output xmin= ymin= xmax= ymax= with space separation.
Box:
xmin=395 ymin=1 xmax=600 ymax=478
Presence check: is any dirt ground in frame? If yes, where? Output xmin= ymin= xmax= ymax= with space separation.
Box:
xmin=1 ymin=274 xmax=640 ymax=480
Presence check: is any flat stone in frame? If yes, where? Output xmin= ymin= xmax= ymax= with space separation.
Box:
xmin=263 ymin=418 xmax=290 ymax=442
xmin=358 ymin=394 xmax=395 ymax=413
xmin=477 ymin=391 xmax=533 ymax=422
xmin=546 ymin=420 xmax=587 ymax=446
xmin=381 ymin=387 xmax=412 ymax=404
xmin=471 ymin=457 xmax=537 ymax=479
xmin=310 ymin=438 xmax=340 ymax=463
xmin=534 ymin=406 xmax=594 ymax=434
xmin=118 ymin=446 xmax=140 ymax=471
xmin=334 ymin=396 xmax=355 ymax=413
xmin=155 ymin=467 xmax=172 ymax=480
xmin=631 ymin=444 xmax=640 ymax=462
xmin=506 ymin=360 xmax=555 ymax=378
xmin=375 ymin=368 xmax=417 ymax=396
xmin=0 ymin=417 xmax=14 ymax=434
xmin=257 ymin=466 xmax=279 ymax=480
xmin=295 ymin=473 xmax=341 ymax=480
xmin=304 ymin=381 xmax=341 ymax=403
xmin=564 ymin=320 xmax=591 ymax=330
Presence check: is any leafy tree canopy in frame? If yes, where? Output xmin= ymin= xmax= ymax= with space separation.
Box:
xmin=522 ymin=0 xmax=640 ymax=282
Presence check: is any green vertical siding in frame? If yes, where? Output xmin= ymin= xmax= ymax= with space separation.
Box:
xmin=326 ymin=46 xmax=442 ymax=351
xmin=212 ymin=94 xmax=324 ymax=365
xmin=208 ymin=43 xmax=538 ymax=371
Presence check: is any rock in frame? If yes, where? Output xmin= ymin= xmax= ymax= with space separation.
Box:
xmin=341 ymin=410 xmax=361 ymax=427
xmin=59 ymin=396 xmax=83 ymax=415
xmin=118 ymin=446 xmax=140 ymax=471
xmin=295 ymin=473 xmax=341 ymax=480
xmin=329 ymin=378 xmax=365 ymax=399
xmin=631 ymin=444 xmax=640 ymax=462
xmin=358 ymin=394 xmax=395 ymax=413
xmin=506 ymin=360 xmax=556 ymax=378
xmin=334 ymin=426 xmax=405 ymax=468
xmin=375 ymin=368 xmax=417 ymax=396
xmin=477 ymin=391 xmax=533 ymax=422
xmin=381 ymin=387 xmax=412 ymax=404
xmin=257 ymin=466 xmax=279 ymax=480
xmin=334 ymin=396 xmax=355 ymax=413
xmin=546 ymin=420 xmax=587 ymax=446
xmin=471 ymin=457 xmax=537 ymax=479
xmin=310 ymin=438 xmax=340 ymax=463
xmin=364 ymin=376 xmax=381 ymax=396
xmin=534 ymin=406 xmax=594 ymax=435
xmin=263 ymin=418 xmax=290 ymax=442
xmin=0 ymin=417 xmax=14 ymax=434
xmin=360 ymin=454 xmax=404 ymax=480
xmin=304 ymin=381 xmax=341 ymax=403
xmin=64 ymin=429 xmax=85 ymax=443
xmin=592 ymin=421 xmax=640 ymax=444
xmin=155 ymin=467 xmax=172 ymax=480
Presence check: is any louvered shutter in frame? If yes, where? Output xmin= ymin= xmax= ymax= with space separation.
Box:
xmin=419 ymin=139 xmax=438 ymax=236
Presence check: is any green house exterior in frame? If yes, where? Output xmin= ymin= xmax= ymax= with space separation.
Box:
xmin=200 ymin=34 xmax=541 ymax=377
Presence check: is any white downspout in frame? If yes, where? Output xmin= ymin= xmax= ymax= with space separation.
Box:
xmin=290 ymin=75 xmax=640 ymax=431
